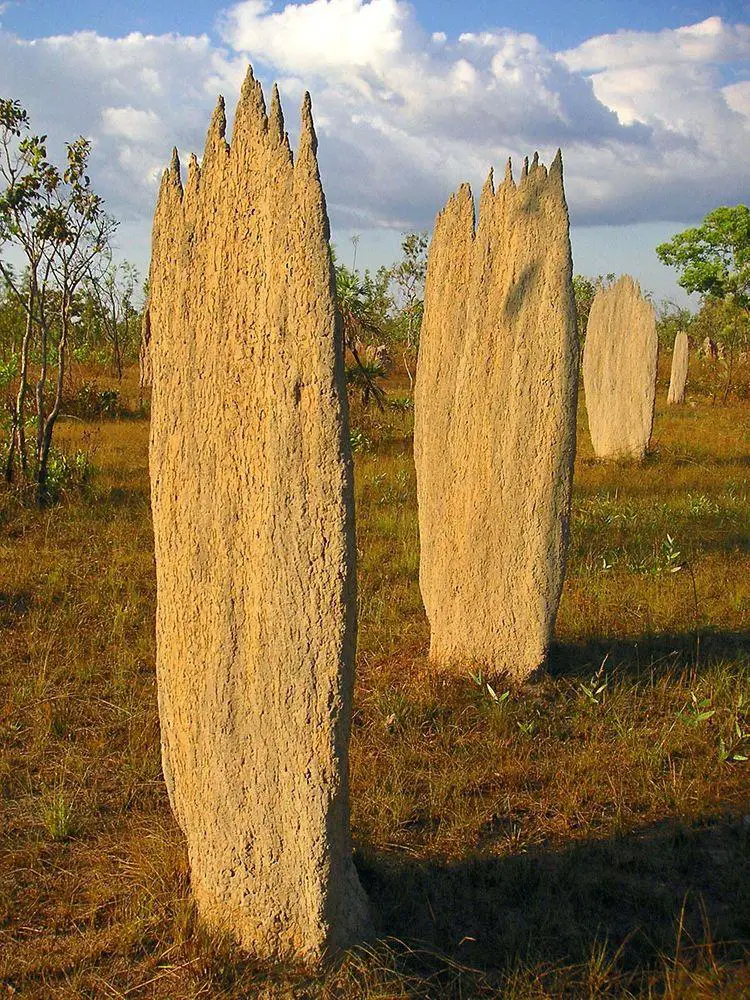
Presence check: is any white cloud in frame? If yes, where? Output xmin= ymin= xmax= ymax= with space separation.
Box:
xmin=0 ymin=30 xmax=245 ymax=223
xmin=561 ymin=16 xmax=750 ymax=71
xmin=101 ymin=106 xmax=162 ymax=142
xmin=220 ymin=0 xmax=408 ymax=75
xmin=0 ymin=5 xmax=748 ymax=280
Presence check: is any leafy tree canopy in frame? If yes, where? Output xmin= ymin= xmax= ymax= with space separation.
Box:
xmin=656 ymin=205 xmax=750 ymax=308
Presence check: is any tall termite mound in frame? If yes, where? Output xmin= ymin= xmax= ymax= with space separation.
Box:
xmin=147 ymin=68 xmax=370 ymax=962
xmin=582 ymin=276 xmax=657 ymax=459
xmin=667 ymin=330 xmax=689 ymax=404
xmin=414 ymin=153 xmax=579 ymax=681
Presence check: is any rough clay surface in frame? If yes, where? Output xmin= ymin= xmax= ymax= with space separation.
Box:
xmin=667 ymin=331 xmax=689 ymax=404
xmin=147 ymin=69 xmax=370 ymax=962
xmin=582 ymin=275 xmax=657 ymax=460
xmin=414 ymin=154 xmax=579 ymax=681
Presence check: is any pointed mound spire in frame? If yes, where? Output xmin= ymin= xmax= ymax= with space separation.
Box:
xmin=299 ymin=91 xmax=318 ymax=158
xmin=165 ymin=147 xmax=183 ymax=199
xmin=210 ymin=95 xmax=227 ymax=141
xmin=269 ymin=83 xmax=285 ymax=145
xmin=186 ymin=153 xmax=201 ymax=196
xmin=549 ymin=148 xmax=564 ymax=188
xmin=530 ymin=151 xmax=539 ymax=173
xmin=482 ymin=166 xmax=495 ymax=198
xmin=504 ymin=157 xmax=513 ymax=186
xmin=520 ymin=155 xmax=529 ymax=181
xmin=233 ymin=64 xmax=268 ymax=144
xmin=203 ymin=95 xmax=228 ymax=168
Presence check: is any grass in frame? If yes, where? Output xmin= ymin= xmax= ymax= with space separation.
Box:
xmin=0 ymin=357 xmax=748 ymax=997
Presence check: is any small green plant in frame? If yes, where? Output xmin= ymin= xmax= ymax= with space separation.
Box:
xmin=578 ymin=656 xmax=609 ymax=706
xmin=377 ymin=690 xmax=412 ymax=733
xmin=388 ymin=394 xmax=413 ymax=412
xmin=40 ymin=785 xmax=77 ymax=841
xmin=0 ymin=354 xmax=17 ymax=390
xmin=349 ymin=427 xmax=371 ymax=452
xmin=677 ymin=691 xmax=715 ymax=727
xmin=516 ymin=717 xmax=537 ymax=737
xmin=345 ymin=357 xmax=387 ymax=408
xmin=469 ymin=669 xmax=510 ymax=708
xmin=43 ymin=448 xmax=93 ymax=502
xmin=718 ymin=721 xmax=749 ymax=763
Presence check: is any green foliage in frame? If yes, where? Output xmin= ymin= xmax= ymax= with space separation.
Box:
xmin=0 ymin=352 xmax=16 ymax=390
xmin=656 ymin=205 xmax=750 ymax=307
xmin=334 ymin=257 xmax=384 ymax=345
xmin=0 ymin=97 xmax=117 ymax=497
xmin=345 ymin=355 xmax=387 ymax=407
xmin=691 ymin=296 xmax=750 ymax=352
xmin=332 ymin=232 xmax=427 ymax=352
xmin=39 ymin=447 xmax=94 ymax=502
xmin=68 ymin=380 xmax=120 ymax=419
xmin=389 ymin=232 xmax=428 ymax=348
xmin=40 ymin=784 xmax=78 ymax=841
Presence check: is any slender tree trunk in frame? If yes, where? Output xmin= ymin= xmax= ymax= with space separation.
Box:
xmin=35 ymin=319 xmax=48 ymax=461
xmin=37 ymin=295 xmax=68 ymax=504
xmin=6 ymin=282 xmax=35 ymax=482
xmin=722 ymin=342 xmax=735 ymax=404
xmin=112 ymin=299 xmax=123 ymax=380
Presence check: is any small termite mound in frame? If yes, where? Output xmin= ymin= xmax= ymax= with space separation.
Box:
xmin=582 ymin=275 xmax=658 ymax=460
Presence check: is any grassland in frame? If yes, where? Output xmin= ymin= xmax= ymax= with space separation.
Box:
xmin=0 ymin=353 xmax=748 ymax=997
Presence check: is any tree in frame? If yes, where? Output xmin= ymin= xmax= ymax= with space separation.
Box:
xmin=332 ymin=251 xmax=387 ymax=408
xmin=657 ymin=206 xmax=750 ymax=400
xmin=0 ymin=99 xmax=58 ymax=481
xmin=655 ymin=300 xmax=693 ymax=350
xmin=656 ymin=206 xmax=749 ymax=307
xmin=390 ymin=231 xmax=428 ymax=350
xmin=0 ymin=98 xmax=116 ymax=500
xmin=83 ymin=259 xmax=139 ymax=378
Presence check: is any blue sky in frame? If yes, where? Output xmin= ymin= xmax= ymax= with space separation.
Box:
xmin=1 ymin=1 xmax=750 ymax=302
xmin=4 ymin=1 xmax=746 ymax=49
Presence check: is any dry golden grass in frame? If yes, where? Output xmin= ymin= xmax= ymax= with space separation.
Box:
xmin=0 ymin=356 xmax=748 ymax=997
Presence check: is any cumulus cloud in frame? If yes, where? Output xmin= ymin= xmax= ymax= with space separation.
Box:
xmin=0 ymin=30 xmax=246 ymax=223
xmin=0 ymin=3 xmax=747 ymax=255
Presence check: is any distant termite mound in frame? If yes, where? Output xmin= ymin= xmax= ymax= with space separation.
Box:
xmin=414 ymin=153 xmax=579 ymax=682
xmin=582 ymin=275 xmax=657 ymax=460
xmin=667 ymin=330 xmax=689 ymax=404
xmin=147 ymin=68 xmax=370 ymax=962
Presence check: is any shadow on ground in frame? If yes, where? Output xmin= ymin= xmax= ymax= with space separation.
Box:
xmin=550 ymin=630 xmax=750 ymax=680
xmin=356 ymin=814 xmax=750 ymax=975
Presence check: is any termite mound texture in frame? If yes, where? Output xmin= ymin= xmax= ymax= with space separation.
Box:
xmin=582 ymin=275 xmax=658 ymax=459
xmin=667 ymin=330 xmax=689 ymax=404
xmin=414 ymin=153 xmax=579 ymax=682
xmin=147 ymin=68 xmax=370 ymax=963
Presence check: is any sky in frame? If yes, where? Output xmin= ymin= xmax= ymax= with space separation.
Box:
xmin=1 ymin=0 xmax=749 ymax=305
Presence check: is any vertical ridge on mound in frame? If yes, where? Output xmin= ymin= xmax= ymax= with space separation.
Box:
xmin=414 ymin=153 xmax=578 ymax=681
xmin=582 ymin=275 xmax=658 ymax=459
xmin=668 ymin=330 xmax=689 ymax=404
xmin=147 ymin=70 xmax=370 ymax=963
